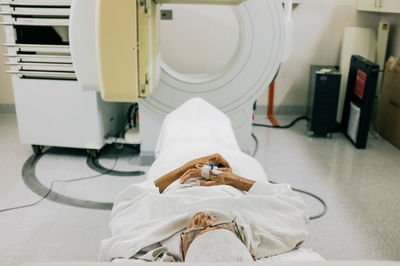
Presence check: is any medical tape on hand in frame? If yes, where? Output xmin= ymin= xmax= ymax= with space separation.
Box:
xmin=201 ymin=165 xmax=222 ymax=180
xmin=201 ymin=165 xmax=211 ymax=179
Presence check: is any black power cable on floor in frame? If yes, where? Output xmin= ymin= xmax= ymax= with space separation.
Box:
xmin=251 ymin=131 xmax=327 ymax=220
xmin=87 ymin=145 xmax=145 ymax=177
xmin=0 ymin=148 xmax=120 ymax=214
xmin=253 ymin=116 xmax=309 ymax=129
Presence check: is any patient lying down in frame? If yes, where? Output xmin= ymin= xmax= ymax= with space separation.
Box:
xmin=100 ymin=152 xmax=309 ymax=262
xmin=156 ymin=153 xmax=256 ymax=261
xmin=99 ymin=98 xmax=309 ymax=262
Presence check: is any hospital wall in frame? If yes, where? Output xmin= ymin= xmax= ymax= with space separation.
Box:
xmin=256 ymin=0 xmax=383 ymax=111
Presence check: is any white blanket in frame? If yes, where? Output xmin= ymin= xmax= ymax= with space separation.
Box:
xmin=99 ymin=98 xmax=309 ymax=261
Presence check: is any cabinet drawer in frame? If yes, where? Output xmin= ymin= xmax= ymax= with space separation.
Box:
xmin=0 ymin=0 xmax=71 ymax=7
xmin=6 ymin=69 xmax=75 ymax=79
xmin=0 ymin=17 xmax=69 ymax=26
xmin=6 ymin=62 xmax=74 ymax=72
xmin=0 ymin=7 xmax=70 ymax=16
xmin=4 ymin=54 xmax=72 ymax=64
xmin=3 ymin=43 xmax=70 ymax=53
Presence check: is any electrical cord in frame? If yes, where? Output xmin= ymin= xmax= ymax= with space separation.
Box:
xmin=127 ymin=104 xmax=135 ymax=129
xmin=86 ymin=139 xmax=145 ymax=176
xmin=253 ymin=116 xmax=309 ymax=129
xmin=251 ymin=133 xmax=259 ymax=157
xmin=293 ymin=188 xmax=327 ymax=220
xmin=87 ymin=152 xmax=145 ymax=177
xmin=127 ymin=103 xmax=139 ymax=129
xmin=269 ymin=180 xmax=327 ymax=220
xmin=0 ymin=148 xmax=119 ymax=213
xmin=251 ymin=131 xmax=327 ymax=220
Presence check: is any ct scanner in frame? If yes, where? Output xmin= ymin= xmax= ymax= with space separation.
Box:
xmin=69 ymin=0 xmax=293 ymax=161
xmin=0 ymin=0 xmax=292 ymax=159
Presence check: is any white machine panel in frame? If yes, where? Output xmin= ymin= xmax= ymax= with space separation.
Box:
xmin=70 ymin=0 xmax=160 ymax=102
xmin=69 ymin=0 xmax=100 ymax=91
xmin=12 ymin=79 xmax=125 ymax=149
xmin=1 ymin=0 xmax=127 ymax=150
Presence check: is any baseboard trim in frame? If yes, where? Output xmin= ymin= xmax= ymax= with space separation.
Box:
xmin=0 ymin=104 xmax=15 ymax=113
xmin=255 ymin=105 xmax=306 ymax=116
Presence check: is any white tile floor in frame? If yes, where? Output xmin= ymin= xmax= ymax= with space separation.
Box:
xmin=1 ymin=113 xmax=400 ymax=266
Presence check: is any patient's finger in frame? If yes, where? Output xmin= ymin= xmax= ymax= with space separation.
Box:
xmin=180 ymin=170 xmax=194 ymax=184
xmin=195 ymin=164 xmax=204 ymax=169
xmin=216 ymin=155 xmax=231 ymax=169
xmin=180 ymin=168 xmax=200 ymax=184
xmin=196 ymin=180 xmax=217 ymax=187
xmin=216 ymin=167 xmax=231 ymax=173
xmin=179 ymin=169 xmax=192 ymax=184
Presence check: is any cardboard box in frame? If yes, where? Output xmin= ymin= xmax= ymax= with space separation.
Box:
xmin=376 ymin=57 xmax=400 ymax=149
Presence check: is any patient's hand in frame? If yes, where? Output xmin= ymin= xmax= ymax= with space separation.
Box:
xmin=180 ymin=165 xmax=255 ymax=192
xmin=191 ymin=153 xmax=231 ymax=170
xmin=179 ymin=165 xmax=232 ymax=185
xmin=154 ymin=153 xmax=231 ymax=193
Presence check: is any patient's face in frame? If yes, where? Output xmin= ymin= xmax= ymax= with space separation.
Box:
xmin=181 ymin=212 xmax=236 ymax=258
xmin=187 ymin=212 xmax=220 ymax=230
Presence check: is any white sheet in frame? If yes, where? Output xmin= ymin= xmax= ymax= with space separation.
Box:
xmin=149 ymin=97 xmax=270 ymax=184
xmin=100 ymin=98 xmax=315 ymax=262
xmin=112 ymin=248 xmax=325 ymax=263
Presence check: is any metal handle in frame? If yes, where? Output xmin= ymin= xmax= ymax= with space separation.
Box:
xmin=379 ymin=0 xmax=383 ymax=8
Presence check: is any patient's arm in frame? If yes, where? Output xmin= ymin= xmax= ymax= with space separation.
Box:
xmin=180 ymin=167 xmax=255 ymax=192
xmin=154 ymin=153 xmax=231 ymax=193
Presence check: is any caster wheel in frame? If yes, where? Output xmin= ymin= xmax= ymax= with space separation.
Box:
xmin=87 ymin=149 xmax=99 ymax=159
xmin=326 ymin=133 xmax=333 ymax=139
xmin=307 ymin=131 xmax=314 ymax=137
xmin=32 ymin=145 xmax=44 ymax=155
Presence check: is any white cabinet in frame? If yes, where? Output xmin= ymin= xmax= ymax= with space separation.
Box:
xmin=379 ymin=0 xmax=400 ymax=13
xmin=358 ymin=0 xmax=400 ymax=13
xmin=358 ymin=0 xmax=379 ymax=11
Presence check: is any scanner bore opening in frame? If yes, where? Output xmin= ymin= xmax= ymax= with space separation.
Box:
xmin=160 ymin=4 xmax=243 ymax=84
